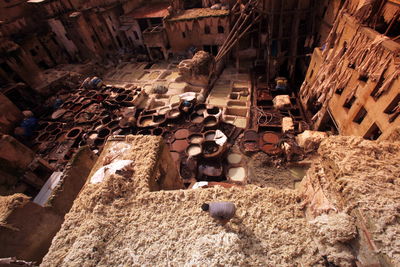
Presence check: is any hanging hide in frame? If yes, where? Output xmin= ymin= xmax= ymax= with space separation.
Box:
xmin=382 ymin=2 xmax=400 ymax=23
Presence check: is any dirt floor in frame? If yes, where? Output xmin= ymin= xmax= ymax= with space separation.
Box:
xmin=41 ymin=135 xmax=400 ymax=266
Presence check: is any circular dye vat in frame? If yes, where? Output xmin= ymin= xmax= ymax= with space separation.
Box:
xmin=139 ymin=117 xmax=153 ymax=127
xmin=108 ymin=120 xmax=119 ymax=129
xmin=94 ymin=138 xmax=105 ymax=147
xmin=138 ymin=129 xmax=151 ymax=135
xmin=227 ymin=153 xmax=243 ymax=165
xmin=37 ymin=132 xmax=50 ymax=142
xmin=204 ymin=116 xmax=217 ymax=127
xmin=153 ymin=128 xmax=163 ymax=136
xmin=98 ymin=128 xmax=111 ymax=139
xmin=168 ymin=108 xmax=181 ymax=119
xmin=153 ymin=115 xmax=165 ymax=123
xmin=207 ymin=106 xmax=220 ymax=115
xmin=45 ymin=123 xmax=59 ymax=132
xmin=71 ymin=104 xmax=82 ymax=112
xmin=186 ymin=144 xmax=202 ymax=157
xmin=262 ymin=132 xmax=280 ymax=144
xmin=228 ymin=167 xmax=246 ymax=182
xmin=188 ymin=134 xmax=203 ymax=144
xmin=171 ymin=139 xmax=189 ymax=152
xmin=101 ymin=116 xmax=112 ymax=124
xmin=67 ymin=128 xmax=81 ymax=139
xmin=194 ymin=104 xmax=206 ymax=115
xmin=244 ymin=130 xmax=258 ymax=140
xmin=203 ymin=140 xmax=219 ymax=155
xmin=37 ymin=122 xmax=49 ymax=131
xmin=162 ymin=131 xmax=174 ymax=143
xmin=51 ymin=128 xmax=62 ymax=136
xmin=115 ymin=95 xmax=127 ymax=102
xmin=204 ymin=131 xmax=216 ymax=141
xmin=261 ymin=144 xmax=281 ymax=155
xmin=190 ymin=113 xmax=204 ymax=124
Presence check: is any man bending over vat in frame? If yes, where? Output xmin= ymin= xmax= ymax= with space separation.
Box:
xmin=201 ymin=201 xmax=236 ymax=225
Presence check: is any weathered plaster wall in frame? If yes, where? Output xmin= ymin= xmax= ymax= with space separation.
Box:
xmin=4 ymin=48 xmax=44 ymax=89
xmin=21 ymin=36 xmax=55 ymax=69
xmin=0 ymin=93 xmax=22 ymax=135
xmin=47 ymin=147 xmax=97 ymax=215
xmin=0 ymin=134 xmax=35 ymax=194
xmin=125 ymin=20 xmax=145 ymax=47
xmin=316 ymin=0 xmax=343 ymax=46
xmin=48 ymin=18 xmax=79 ymax=60
xmin=103 ymin=8 xmax=125 ymax=49
xmin=0 ymin=195 xmax=64 ymax=263
xmin=0 ymin=134 xmax=35 ymax=171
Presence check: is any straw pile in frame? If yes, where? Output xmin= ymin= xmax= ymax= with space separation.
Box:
xmin=301 ymin=136 xmax=400 ymax=265
xmin=41 ymin=186 xmax=323 ymax=266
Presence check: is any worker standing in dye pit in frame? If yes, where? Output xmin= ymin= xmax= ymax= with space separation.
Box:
xmin=201 ymin=202 xmax=236 ymax=225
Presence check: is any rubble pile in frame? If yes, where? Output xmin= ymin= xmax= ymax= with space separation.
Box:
xmin=178 ymin=51 xmax=215 ymax=86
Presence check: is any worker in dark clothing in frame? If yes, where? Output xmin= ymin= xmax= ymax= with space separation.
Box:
xmin=201 ymin=201 xmax=236 ymax=225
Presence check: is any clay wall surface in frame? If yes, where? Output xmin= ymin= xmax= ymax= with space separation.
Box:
xmin=258 ymin=0 xmax=319 ymax=80
xmin=67 ymin=12 xmax=100 ymax=58
xmin=38 ymin=0 xmax=71 ymax=18
xmin=46 ymin=147 xmax=97 ymax=215
xmin=87 ymin=11 xmax=116 ymax=52
xmin=37 ymin=32 xmax=70 ymax=65
xmin=0 ymin=146 xmax=97 ymax=262
xmin=303 ymin=48 xmax=323 ymax=86
xmin=122 ymin=0 xmax=146 ymax=15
